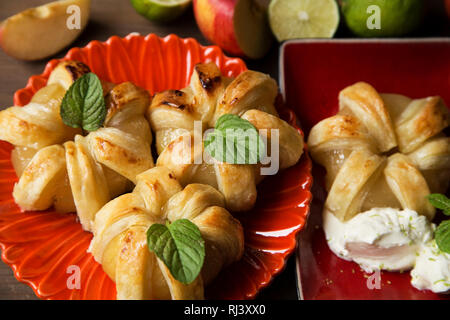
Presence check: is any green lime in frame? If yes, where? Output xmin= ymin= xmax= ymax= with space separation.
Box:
xmin=341 ymin=0 xmax=424 ymax=37
xmin=269 ymin=0 xmax=340 ymax=42
xmin=130 ymin=0 xmax=191 ymax=23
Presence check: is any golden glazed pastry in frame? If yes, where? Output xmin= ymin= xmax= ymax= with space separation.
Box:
xmin=11 ymin=81 xmax=154 ymax=232
xmin=157 ymin=110 xmax=304 ymax=211
xmin=0 ymin=60 xmax=117 ymax=179
xmin=0 ymin=61 xmax=91 ymax=175
xmin=148 ymin=63 xmax=304 ymax=211
xmin=148 ymin=63 xmax=280 ymax=154
xmin=308 ymin=82 xmax=450 ymax=222
xmin=89 ymin=166 xmax=244 ymax=300
xmin=0 ymin=61 xmax=89 ymax=150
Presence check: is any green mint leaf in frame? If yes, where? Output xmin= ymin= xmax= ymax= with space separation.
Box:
xmin=60 ymin=72 xmax=106 ymax=132
xmin=146 ymin=219 xmax=205 ymax=284
xmin=427 ymin=194 xmax=450 ymax=216
xmin=204 ymin=114 xmax=265 ymax=164
xmin=435 ymin=220 xmax=450 ymax=254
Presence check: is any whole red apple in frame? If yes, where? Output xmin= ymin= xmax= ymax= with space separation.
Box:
xmin=193 ymin=0 xmax=273 ymax=59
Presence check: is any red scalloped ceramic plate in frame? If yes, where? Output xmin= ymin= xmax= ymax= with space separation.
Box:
xmin=0 ymin=34 xmax=312 ymax=300
xmin=281 ymin=38 xmax=450 ymax=300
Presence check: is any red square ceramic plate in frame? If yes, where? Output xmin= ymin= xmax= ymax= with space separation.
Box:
xmin=281 ymin=39 xmax=450 ymax=300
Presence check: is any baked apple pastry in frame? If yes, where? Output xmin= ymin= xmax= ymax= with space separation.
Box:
xmin=89 ymin=167 xmax=244 ymax=300
xmin=0 ymin=61 xmax=89 ymax=156
xmin=148 ymin=63 xmax=280 ymax=154
xmin=148 ymin=63 xmax=304 ymax=211
xmin=0 ymin=61 xmax=154 ymax=231
xmin=308 ymin=82 xmax=450 ymax=222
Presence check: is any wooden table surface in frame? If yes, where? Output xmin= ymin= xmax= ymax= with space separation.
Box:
xmin=0 ymin=0 xmax=448 ymax=301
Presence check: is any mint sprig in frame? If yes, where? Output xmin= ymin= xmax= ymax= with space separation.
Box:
xmin=146 ymin=219 xmax=205 ymax=284
xmin=60 ymin=72 xmax=106 ymax=132
xmin=435 ymin=221 xmax=450 ymax=254
xmin=427 ymin=193 xmax=450 ymax=254
xmin=204 ymin=114 xmax=265 ymax=164
xmin=427 ymin=194 xmax=450 ymax=216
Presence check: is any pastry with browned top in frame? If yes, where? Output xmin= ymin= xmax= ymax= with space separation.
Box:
xmin=308 ymin=82 xmax=450 ymax=222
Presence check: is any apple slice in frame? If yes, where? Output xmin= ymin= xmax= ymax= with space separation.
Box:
xmin=193 ymin=0 xmax=273 ymax=59
xmin=0 ymin=0 xmax=91 ymax=61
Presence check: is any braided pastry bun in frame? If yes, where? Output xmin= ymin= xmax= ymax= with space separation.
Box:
xmin=0 ymin=61 xmax=116 ymax=177
xmin=12 ymin=81 xmax=154 ymax=231
xmin=147 ymin=63 xmax=279 ymax=154
xmin=89 ymin=166 xmax=244 ymax=300
xmin=157 ymin=109 xmax=304 ymax=211
xmin=0 ymin=61 xmax=91 ymax=151
xmin=308 ymin=82 xmax=450 ymax=222
xmin=148 ymin=63 xmax=304 ymax=211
